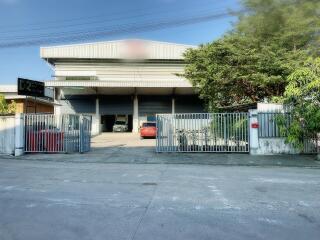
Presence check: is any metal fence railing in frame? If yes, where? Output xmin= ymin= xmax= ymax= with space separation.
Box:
xmin=258 ymin=112 xmax=292 ymax=138
xmin=258 ymin=112 xmax=319 ymax=154
xmin=24 ymin=114 xmax=92 ymax=153
xmin=303 ymin=136 xmax=319 ymax=154
xmin=80 ymin=115 xmax=92 ymax=152
xmin=156 ymin=113 xmax=249 ymax=153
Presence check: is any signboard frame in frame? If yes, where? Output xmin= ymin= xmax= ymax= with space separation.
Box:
xmin=17 ymin=78 xmax=45 ymax=98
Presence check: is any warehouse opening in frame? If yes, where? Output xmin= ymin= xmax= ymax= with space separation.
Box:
xmin=101 ymin=114 xmax=133 ymax=132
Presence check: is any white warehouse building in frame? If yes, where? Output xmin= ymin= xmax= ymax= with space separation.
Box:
xmin=41 ymin=39 xmax=205 ymax=135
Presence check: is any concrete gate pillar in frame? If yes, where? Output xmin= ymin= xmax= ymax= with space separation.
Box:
xmin=133 ymin=95 xmax=139 ymax=133
xmin=249 ymin=109 xmax=259 ymax=155
xmin=14 ymin=113 xmax=24 ymax=156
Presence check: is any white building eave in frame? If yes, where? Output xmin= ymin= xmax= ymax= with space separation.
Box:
xmin=0 ymin=85 xmax=17 ymax=92
xmin=45 ymin=80 xmax=193 ymax=88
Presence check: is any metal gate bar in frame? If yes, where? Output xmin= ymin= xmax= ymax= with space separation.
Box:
xmin=258 ymin=112 xmax=319 ymax=154
xmin=156 ymin=113 xmax=249 ymax=153
xmin=80 ymin=115 xmax=92 ymax=153
xmin=24 ymin=114 xmax=91 ymax=153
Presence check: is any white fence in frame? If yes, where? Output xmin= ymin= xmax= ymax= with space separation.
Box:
xmin=0 ymin=114 xmax=92 ymax=156
xmin=257 ymin=112 xmax=318 ymax=154
xmin=156 ymin=113 xmax=249 ymax=152
xmin=0 ymin=115 xmax=15 ymax=155
xmin=24 ymin=114 xmax=92 ymax=153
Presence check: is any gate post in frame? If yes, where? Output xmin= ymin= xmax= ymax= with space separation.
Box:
xmin=249 ymin=110 xmax=259 ymax=155
xmin=14 ymin=113 xmax=24 ymax=156
xmin=79 ymin=115 xmax=84 ymax=153
xmin=223 ymin=114 xmax=227 ymax=150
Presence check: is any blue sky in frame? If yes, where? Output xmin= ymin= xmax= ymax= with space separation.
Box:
xmin=0 ymin=0 xmax=240 ymax=84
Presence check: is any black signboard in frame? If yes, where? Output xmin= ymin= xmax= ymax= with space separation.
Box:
xmin=18 ymin=78 xmax=45 ymax=97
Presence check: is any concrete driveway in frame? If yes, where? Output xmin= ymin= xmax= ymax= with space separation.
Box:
xmin=10 ymin=133 xmax=319 ymax=168
xmin=91 ymin=132 xmax=156 ymax=149
xmin=0 ymin=159 xmax=319 ymax=240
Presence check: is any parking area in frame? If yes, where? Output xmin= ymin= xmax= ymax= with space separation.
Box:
xmin=91 ymin=132 xmax=156 ymax=149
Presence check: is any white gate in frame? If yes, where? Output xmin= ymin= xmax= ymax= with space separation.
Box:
xmin=24 ymin=114 xmax=92 ymax=153
xmin=156 ymin=113 xmax=249 ymax=153
xmin=0 ymin=115 xmax=15 ymax=155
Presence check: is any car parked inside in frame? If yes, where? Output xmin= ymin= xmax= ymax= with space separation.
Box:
xmin=140 ymin=122 xmax=157 ymax=139
xmin=113 ymin=120 xmax=128 ymax=132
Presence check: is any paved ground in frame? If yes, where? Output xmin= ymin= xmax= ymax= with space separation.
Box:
xmin=0 ymin=159 xmax=319 ymax=240
xmin=6 ymin=133 xmax=320 ymax=168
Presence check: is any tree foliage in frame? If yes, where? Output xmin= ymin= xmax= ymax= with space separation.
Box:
xmin=184 ymin=0 xmax=320 ymax=110
xmin=280 ymin=58 xmax=320 ymax=149
xmin=0 ymin=94 xmax=16 ymax=115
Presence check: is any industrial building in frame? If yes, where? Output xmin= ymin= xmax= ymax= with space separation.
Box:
xmin=41 ymin=39 xmax=205 ymax=135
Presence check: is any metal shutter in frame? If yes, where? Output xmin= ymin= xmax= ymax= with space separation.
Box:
xmin=99 ymin=95 xmax=133 ymax=115
xmin=60 ymin=96 xmax=95 ymax=114
xmin=175 ymin=95 xmax=205 ymax=113
xmin=139 ymin=96 xmax=172 ymax=115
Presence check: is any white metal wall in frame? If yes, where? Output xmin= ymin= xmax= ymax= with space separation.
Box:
xmin=40 ymin=40 xmax=195 ymax=60
xmin=0 ymin=116 xmax=15 ymax=155
xmin=52 ymin=62 xmax=189 ymax=86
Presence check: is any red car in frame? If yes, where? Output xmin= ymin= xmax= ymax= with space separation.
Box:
xmin=140 ymin=122 xmax=157 ymax=138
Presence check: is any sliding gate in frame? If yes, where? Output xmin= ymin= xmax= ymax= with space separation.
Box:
xmin=156 ymin=113 xmax=249 ymax=153
xmin=24 ymin=114 xmax=92 ymax=153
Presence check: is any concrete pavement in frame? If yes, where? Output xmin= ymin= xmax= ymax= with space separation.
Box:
xmin=0 ymin=159 xmax=319 ymax=240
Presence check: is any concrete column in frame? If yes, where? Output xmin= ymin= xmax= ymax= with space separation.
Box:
xmin=249 ymin=109 xmax=259 ymax=155
xmin=14 ymin=113 xmax=24 ymax=156
xmin=95 ymin=98 xmax=100 ymax=116
xmin=172 ymin=98 xmax=175 ymax=114
xmin=54 ymin=88 xmax=62 ymax=115
xmin=94 ymin=98 xmax=100 ymax=135
xmin=133 ymin=95 xmax=139 ymax=133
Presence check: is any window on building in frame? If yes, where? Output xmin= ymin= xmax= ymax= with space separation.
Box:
xmin=65 ymin=76 xmax=95 ymax=81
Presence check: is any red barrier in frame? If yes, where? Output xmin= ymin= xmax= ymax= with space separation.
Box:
xmin=26 ymin=131 xmax=64 ymax=152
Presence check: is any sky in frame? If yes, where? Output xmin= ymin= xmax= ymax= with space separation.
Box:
xmin=0 ymin=0 xmax=240 ymax=84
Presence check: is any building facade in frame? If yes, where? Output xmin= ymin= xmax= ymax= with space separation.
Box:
xmin=0 ymin=85 xmax=54 ymax=114
xmin=41 ymin=39 xmax=205 ymax=134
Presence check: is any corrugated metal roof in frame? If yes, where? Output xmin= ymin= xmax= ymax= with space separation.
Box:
xmin=45 ymin=80 xmax=192 ymax=88
xmin=41 ymin=39 xmax=196 ymax=60
xmin=3 ymin=96 xmax=57 ymax=106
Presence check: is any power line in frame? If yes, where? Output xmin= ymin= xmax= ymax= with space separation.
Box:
xmin=0 ymin=0 xmax=224 ymax=30
xmin=0 ymin=11 xmax=240 ymax=48
xmin=0 ymin=8 xmax=228 ymax=39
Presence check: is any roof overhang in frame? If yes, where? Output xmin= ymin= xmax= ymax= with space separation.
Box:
xmin=41 ymin=39 xmax=196 ymax=63
xmin=45 ymin=80 xmax=193 ymax=88
xmin=5 ymin=96 xmax=57 ymax=106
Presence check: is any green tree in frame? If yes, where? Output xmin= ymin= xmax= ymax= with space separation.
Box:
xmin=184 ymin=0 xmax=320 ymax=110
xmin=280 ymin=58 xmax=320 ymax=149
xmin=0 ymin=94 xmax=16 ymax=115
